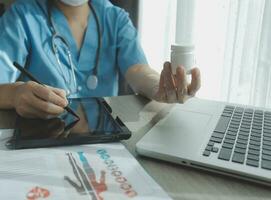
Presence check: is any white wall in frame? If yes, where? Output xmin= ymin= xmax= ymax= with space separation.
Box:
xmin=139 ymin=0 xmax=177 ymax=73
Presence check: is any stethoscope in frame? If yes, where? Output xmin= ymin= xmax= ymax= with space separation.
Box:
xmin=48 ymin=0 xmax=102 ymax=95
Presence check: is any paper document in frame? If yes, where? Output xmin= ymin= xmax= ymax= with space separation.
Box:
xmin=0 ymin=129 xmax=171 ymax=200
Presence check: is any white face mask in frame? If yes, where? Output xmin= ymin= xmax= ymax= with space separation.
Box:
xmin=59 ymin=0 xmax=88 ymax=6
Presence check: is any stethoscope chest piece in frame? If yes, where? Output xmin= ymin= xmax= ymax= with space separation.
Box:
xmin=87 ymin=75 xmax=98 ymax=90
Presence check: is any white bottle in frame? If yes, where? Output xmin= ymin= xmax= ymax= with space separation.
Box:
xmin=170 ymin=44 xmax=196 ymax=75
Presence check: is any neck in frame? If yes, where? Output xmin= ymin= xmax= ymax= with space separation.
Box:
xmin=55 ymin=1 xmax=90 ymax=21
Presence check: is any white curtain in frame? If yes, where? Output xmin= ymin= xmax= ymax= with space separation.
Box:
xmin=139 ymin=0 xmax=271 ymax=108
xmin=139 ymin=0 xmax=177 ymax=72
xmin=221 ymin=0 xmax=271 ymax=108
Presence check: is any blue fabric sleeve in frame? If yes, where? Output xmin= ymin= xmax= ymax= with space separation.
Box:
xmin=0 ymin=3 xmax=30 ymax=83
xmin=116 ymin=9 xmax=148 ymax=76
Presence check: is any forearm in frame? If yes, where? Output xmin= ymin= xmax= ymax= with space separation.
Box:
xmin=125 ymin=64 xmax=160 ymax=99
xmin=0 ymin=82 xmax=21 ymax=109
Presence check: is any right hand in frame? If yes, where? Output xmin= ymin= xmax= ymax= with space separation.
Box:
xmin=13 ymin=81 xmax=68 ymax=119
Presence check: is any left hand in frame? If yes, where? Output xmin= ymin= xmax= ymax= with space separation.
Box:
xmin=153 ymin=62 xmax=201 ymax=103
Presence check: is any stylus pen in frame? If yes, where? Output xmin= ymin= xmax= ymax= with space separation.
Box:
xmin=13 ymin=62 xmax=80 ymax=120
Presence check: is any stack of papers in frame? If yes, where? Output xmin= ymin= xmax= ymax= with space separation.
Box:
xmin=0 ymin=129 xmax=171 ymax=200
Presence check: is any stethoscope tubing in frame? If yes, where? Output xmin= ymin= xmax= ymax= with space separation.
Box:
xmin=52 ymin=34 xmax=78 ymax=94
xmin=47 ymin=0 xmax=101 ymax=92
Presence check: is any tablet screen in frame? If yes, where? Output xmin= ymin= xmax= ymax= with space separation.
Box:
xmin=7 ymin=98 xmax=131 ymax=149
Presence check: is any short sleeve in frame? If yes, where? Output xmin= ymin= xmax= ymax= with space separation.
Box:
xmin=0 ymin=3 xmax=30 ymax=84
xmin=116 ymin=9 xmax=148 ymax=76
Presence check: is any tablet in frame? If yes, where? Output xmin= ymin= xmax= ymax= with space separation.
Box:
xmin=6 ymin=97 xmax=131 ymax=149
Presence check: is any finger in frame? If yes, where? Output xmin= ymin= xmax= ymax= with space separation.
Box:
xmin=176 ymin=66 xmax=187 ymax=91
xmin=51 ymin=87 xmax=68 ymax=106
xmin=187 ymin=67 xmax=201 ymax=96
xmin=163 ymin=62 xmax=178 ymax=102
xmin=158 ymin=69 xmax=165 ymax=93
xmin=17 ymin=105 xmax=56 ymax=119
xmin=32 ymin=84 xmax=67 ymax=108
xmin=163 ymin=62 xmax=177 ymax=91
xmin=155 ymin=69 xmax=167 ymax=102
xmin=176 ymin=66 xmax=188 ymax=102
xmin=48 ymin=86 xmax=67 ymax=99
xmin=27 ymin=93 xmax=65 ymax=116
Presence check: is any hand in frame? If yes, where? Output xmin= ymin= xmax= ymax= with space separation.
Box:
xmin=153 ymin=62 xmax=201 ymax=103
xmin=13 ymin=81 xmax=68 ymax=119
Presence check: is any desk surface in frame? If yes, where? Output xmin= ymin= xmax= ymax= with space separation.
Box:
xmin=1 ymin=95 xmax=271 ymax=200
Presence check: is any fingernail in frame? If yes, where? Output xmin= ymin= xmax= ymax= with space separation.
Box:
xmin=177 ymin=67 xmax=185 ymax=74
xmin=59 ymin=90 xmax=67 ymax=98
xmin=164 ymin=62 xmax=170 ymax=69
xmin=64 ymin=99 xmax=69 ymax=107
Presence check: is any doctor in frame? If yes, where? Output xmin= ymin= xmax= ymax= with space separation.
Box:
xmin=0 ymin=0 xmax=201 ymax=119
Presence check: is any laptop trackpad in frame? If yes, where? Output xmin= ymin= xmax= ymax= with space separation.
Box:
xmin=138 ymin=108 xmax=212 ymax=157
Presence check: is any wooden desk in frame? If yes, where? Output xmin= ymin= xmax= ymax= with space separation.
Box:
xmin=1 ymin=95 xmax=271 ymax=200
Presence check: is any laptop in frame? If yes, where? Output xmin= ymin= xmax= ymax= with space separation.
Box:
xmin=136 ymin=98 xmax=271 ymax=186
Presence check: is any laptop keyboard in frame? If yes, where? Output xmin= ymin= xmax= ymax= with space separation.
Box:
xmin=203 ymin=106 xmax=271 ymax=170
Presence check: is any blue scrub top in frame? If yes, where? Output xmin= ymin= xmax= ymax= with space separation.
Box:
xmin=0 ymin=0 xmax=148 ymax=97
